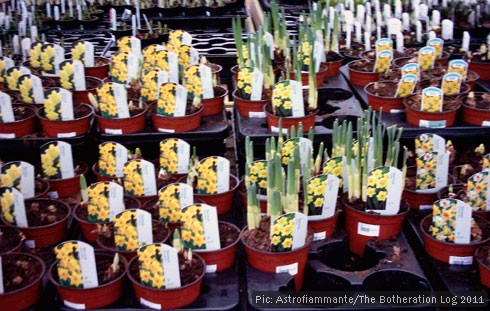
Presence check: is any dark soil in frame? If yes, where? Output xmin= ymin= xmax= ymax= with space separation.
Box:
xmin=24 ymin=200 xmax=68 ymax=227
xmin=325 ymin=51 xmax=343 ymax=62
xmin=366 ymin=82 xmax=398 ymax=97
xmin=85 ymin=77 xmax=102 ymax=90
xmin=0 ymin=254 xmax=43 ymax=292
xmin=439 ymin=184 xmax=468 ymax=202
xmin=218 ymin=222 xmax=240 ymax=248
xmin=476 ymin=246 xmax=490 ymax=266
xmin=464 ymin=93 xmax=490 ymax=109
xmin=35 ymin=178 xmax=49 ymax=196
xmin=129 ymin=250 xmax=204 ymax=287
xmin=150 ymin=101 xmax=201 ymax=116
xmin=241 ymin=216 xmax=313 ymax=252
xmin=428 ymin=68 xmax=479 ymax=82
xmin=349 ymin=59 xmax=375 ymax=72
xmin=75 ymin=197 xmax=141 ymax=221
xmin=0 ymin=226 xmax=23 ymax=253
xmin=39 ymin=103 xmax=93 ymax=120
xmin=340 ymin=42 xmax=365 ymax=58
xmin=10 ymin=105 xmax=35 ymax=121
xmin=97 ymin=221 xmax=169 ymax=249
xmin=94 ymin=57 xmax=110 ymax=67
xmin=52 ymin=255 xmax=125 ymax=285
xmin=467 ymin=52 xmax=489 ymax=63
xmin=404 ymin=93 xmax=462 ymax=112
xmin=453 ymin=148 xmax=486 ymax=182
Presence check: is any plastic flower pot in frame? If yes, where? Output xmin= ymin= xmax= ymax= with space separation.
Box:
xmin=347 ymin=60 xmax=380 ymax=87
xmin=341 ymin=194 xmax=409 ymax=257
xmin=308 ymin=211 xmax=340 ymax=241
xmin=435 ymin=51 xmax=450 ymax=67
xmin=265 ymin=102 xmax=318 ymax=133
xmin=56 ymin=18 xmax=79 ymax=30
xmin=0 ymin=253 xmax=45 ymax=310
xmin=240 ymin=226 xmax=312 ymax=291
xmin=79 ymin=16 xmax=100 ymax=29
xmin=43 ymin=160 xmax=88 ymax=198
xmin=0 ymin=225 xmax=24 ymax=254
xmin=192 ymin=175 xmax=239 ymax=215
xmin=201 ymin=86 xmax=228 ymax=116
xmin=465 ymin=71 xmax=480 ymax=91
xmin=0 ymin=104 xmax=36 ymax=138
xmin=49 ymin=252 xmax=128 ymax=309
xmin=284 ymin=63 xmax=328 ymax=86
xmin=475 ymin=246 xmax=490 ymax=288
xmin=468 ymin=60 xmax=490 ymax=81
xmin=403 ymin=96 xmax=462 ymax=128
xmin=194 ymin=221 xmax=240 ymax=272
xmin=232 ymin=89 xmax=271 ymax=118
xmin=37 ymin=103 xmax=94 ymax=138
xmin=364 ymin=81 xmax=404 ymax=112
xmin=72 ymin=77 xmax=103 ymax=104
xmin=323 ymin=53 xmax=344 ymax=78
xmin=420 ymin=214 xmax=490 ymax=264
xmin=95 ymin=103 xmax=148 ymax=135
xmin=128 ymin=253 xmax=205 ymax=309
xmin=151 ymin=104 xmax=203 ymax=133
xmin=437 ymin=184 xmax=490 ymax=220
xmin=230 ymin=65 xmax=239 ymax=82
xmin=461 ymin=92 xmax=490 ymax=126
xmin=1 ymin=198 xmax=71 ymax=247
xmin=85 ymin=57 xmax=110 ymax=80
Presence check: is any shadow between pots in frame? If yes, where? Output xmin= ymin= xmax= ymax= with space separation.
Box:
xmin=362 ymin=270 xmax=431 ymax=292
xmin=317 ymin=241 xmax=385 ymax=272
xmin=322 ymin=115 xmax=359 ymax=130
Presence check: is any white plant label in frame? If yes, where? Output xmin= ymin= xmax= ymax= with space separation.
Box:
xmin=201 ymin=204 xmax=221 ymax=251
xmin=0 ymin=92 xmax=14 ymax=123
xmin=112 ymin=83 xmax=130 ymax=118
xmin=140 ymin=160 xmax=157 ymax=196
xmin=200 ymin=64 xmax=214 ymax=100
xmin=216 ymin=157 xmax=230 ymax=193
xmin=454 ymin=200 xmax=472 ymax=244
xmin=108 ymin=182 xmax=125 ymax=220
xmin=290 ymin=80 xmax=305 ymax=117
xmin=160 ymin=244 xmax=181 ymax=288
xmin=292 ymin=212 xmax=308 ymax=250
xmin=135 ymin=209 xmax=153 ymax=247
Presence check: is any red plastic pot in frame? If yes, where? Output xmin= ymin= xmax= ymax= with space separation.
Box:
xmin=0 ymin=225 xmax=24 ymax=254
xmin=49 ymin=252 xmax=128 ymax=309
xmin=85 ymin=57 xmax=111 ymax=80
xmin=72 ymin=77 xmax=103 ymax=104
xmin=402 ymin=188 xmax=439 ymax=211
xmin=308 ymin=211 xmax=340 ymax=241
xmin=201 ymin=86 xmax=228 ymax=116
xmin=476 ymin=246 xmax=490 ymax=288
xmin=0 ymin=253 xmax=45 ymax=310
xmin=342 ymin=194 xmax=408 ymax=257
xmin=37 ymin=104 xmax=94 ymax=138
xmin=435 ymin=51 xmax=450 ymax=67
xmin=364 ymin=82 xmax=404 ymax=112
xmin=232 ymin=89 xmax=271 ymax=118
xmin=403 ymin=97 xmax=462 ymax=128
xmin=421 ymin=215 xmax=490 ymax=264
xmin=1 ymin=198 xmax=71 ymax=247
xmin=461 ymin=93 xmax=490 ymax=126
xmin=323 ymin=58 xmax=343 ymax=78
xmin=347 ymin=60 xmax=380 ymax=87
xmin=194 ymin=221 xmax=240 ymax=272
xmin=468 ymin=60 xmax=490 ymax=81
xmin=124 ymin=194 xmax=157 ymax=207
xmin=92 ymin=162 xmax=119 ymax=182
xmin=265 ymin=103 xmax=318 ymax=133
xmin=285 ymin=63 xmax=328 ymax=86
xmin=465 ymin=71 xmax=480 ymax=91
xmin=230 ymin=65 xmax=239 ymax=82
xmin=193 ymin=175 xmax=239 ymax=215
xmin=95 ymin=103 xmax=148 ymax=134
xmin=128 ymin=253 xmax=206 ymax=309
xmin=0 ymin=105 xmax=36 ymax=138
xmin=34 ymin=178 xmax=50 ymax=199
xmin=44 ymin=160 xmax=88 ymax=198
xmin=151 ymin=105 xmax=203 ymax=133
xmin=240 ymin=226 xmax=312 ymax=291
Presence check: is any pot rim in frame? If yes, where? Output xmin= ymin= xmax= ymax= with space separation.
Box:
xmin=346 ymin=59 xmax=380 ymax=75
xmin=151 ymin=103 xmax=204 ymax=120
xmin=475 ymin=245 xmax=490 ymax=268
xmin=403 ymin=95 xmax=463 ymax=114
xmin=95 ymin=102 xmax=149 ymax=121
xmin=364 ymin=81 xmax=401 ymax=99
xmin=461 ymin=92 xmax=490 ymax=111
xmin=204 ymin=85 xmax=228 ymax=100
xmin=263 ymin=102 xmax=319 ymax=119
xmin=0 ymin=104 xmax=36 ymax=125
xmin=36 ymin=103 xmax=95 ymax=121
xmin=232 ymin=89 xmax=271 ymax=103
xmin=39 ymin=160 xmax=88 ymax=182
xmin=0 ymin=253 xmax=45 ymax=296
xmin=194 ymin=221 xmax=241 ymax=254
xmin=341 ymin=193 xmax=410 ymax=218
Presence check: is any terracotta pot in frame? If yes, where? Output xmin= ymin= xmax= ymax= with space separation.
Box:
xmin=475 ymin=246 xmax=490 ymax=288
xmin=364 ymin=81 xmax=404 ymax=112
xmin=285 ymin=63 xmax=328 ymax=86
xmin=43 ymin=160 xmax=88 ymax=198
xmin=0 ymin=225 xmax=24 ymax=254
xmin=92 ymin=162 xmax=120 ymax=182
xmin=194 ymin=222 xmax=240 ymax=272
xmin=1 ymin=198 xmax=71 ymax=247
xmin=308 ymin=211 xmax=340 ymax=241
xmin=85 ymin=57 xmax=111 ymax=80
xmin=461 ymin=92 xmax=490 ymax=126
xmin=323 ymin=58 xmax=343 ymax=78
xmin=0 ymin=253 xmax=45 ymax=310
xmin=37 ymin=104 xmax=94 ymax=138
xmin=468 ymin=60 xmax=490 ymax=81
xmin=0 ymin=104 xmax=36 ymax=138
xmin=265 ymin=102 xmax=318 ymax=133
xmin=201 ymin=86 xmax=228 ymax=116
xmin=96 ymin=103 xmax=148 ymax=134
xmin=72 ymin=77 xmax=103 ymax=104
xmin=347 ymin=60 xmax=380 ymax=87
xmin=403 ymin=96 xmax=462 ymax=128
xmin=49 ymin=252 xmax=128 ymax=309
xmin=151 ymin=105 xmax=203 ymax=133
xmin=193 ymin=175 xmax=239 ymax=215
xmin=342 ymin=194 xmax=409 ymax=257
xmin=233 ymin=89 xmax=271 ymax=118
xmin=128 ymin=253 xmax=206 ymax=309
xmin=421 ymin=215 xmax=490 ymax=264
xmin=240 ymin=226 xmax=312 ymax=291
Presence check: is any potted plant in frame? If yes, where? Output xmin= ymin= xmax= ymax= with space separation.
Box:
xmin=78 ymin=7 xmax=100 ymax=29
xmin=71 ymin=41 xmax=111 ymax=80
xmin=0 ymin=102 xmax=36 ymax=138
xmin=59 ymin=60 xmax=103 ymax=104
xmin=462 ymin=92 xmax=490 ymax=126
xmin=475 ymin=246 xmax=490 ymax=288
xmin=92 ymin=142 xmax=142 ymax=182
xmin=364 ymin=75 xmax=418 ymax=112
xmin=0 ymin=161 xmax=50 ymax=200
xmin=314 ymin=2 xmax=343 ymax=78
xmin=452 ymin=144 xmax=487 ymax=183
xmin=464 ymin=43 xmax=490 ymax=80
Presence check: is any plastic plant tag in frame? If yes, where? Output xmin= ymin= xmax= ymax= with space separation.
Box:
xmin=246 ymin=160 xmax=268 ymax=191
xmin=157 ymin=83 xmax=187 ymax=117
xmin=18 ymin=74 xmax=44 ymax=104
xmin=441 ymin=73 xmax=462 ymax=96
xmin=138 ymin=243 xmax=181 ymax=289
xmin=199 ymin=64 xmax=214 ymax=100
xmin=430 ymin=198 xmax=472 ymax=244
xmin=322 ymin=157 xmax=345 ymax=191
xmin=184 ymin=65 xmax=204 ymax=102
xmin=0 ymin=92 xmax=14 ymax=123
xmin=418 ymin=46 xmax=436 ymax=71
xmin=116 ymin=36 xmax=133 ymax=53
xmin=272 ymin=80 xmax=304 ymax=117
xmin=114 ymin=209 xmax=153 ymax=251
xmin=142 ymin=45 xmax=161 ymax=71
xmin=375 ymin=38 xmax=393 ymax=54
xmin=43 ymin=88 xmax=74 ymax=121
xmin=154 ymin=50 xmax=179 ymax=83
xmin=71 ymin=41 xmax=94 ymax=67
xmin=0 ymin=57 xmax=14 ymax=84
xmin=306 ymin=174 xmax=339 ymax=220
xmin=197 ymin=156 xmax=230 ymax=195
xmin=483 ymin=153 xmax=490 ymax=171
xmin=87 ymin=182 xmax=124 ymax=223
xmin=448 ymin=60 xmax=468 ymax=80
xmin=98 ymin=142 xmax=128 ymax=178
xmin=59 ymin=60 xmax=86 ymax=91
xmin=427 ymin=38 xmax=444 ymax=59
xmin=54 ymin=241 xmax=98 ymax=289
xmin=130 ymin=37 xmax=142 ymax=60
xmin=40 ymin=43 xmax=64 ymax=75
xmin=123 ymin=159 xmax=157 ymax=197
xmin=365 ymin=166 xmax=403 ymax=215
xmin=237 ymin=67 xmax=263 ymax=101
xmin=373 ymin=50 xmax=393 ymax=73
xmin=414 ymin=133 xmax=446 ymax=158
xmin=28 ymin=43 xmax=43 ymax=70
xmin=157 ymin=183 xmax=193 ymax=223
xmin=0 ymin=161 xmax=35 ymax=199
xmin=110 ymin=52 xmax=138 ymax=85
xmin=6 ymin=66 xmax=31 ymax=90
xmin=40 ymin=141 xmax=74 ymax=179
xmin=0 ymin=187 xmax=27 ymax=227
xmin=181 ymin=203 xmax=220 ymax=251
xmin=159 ymin=138 xmax=190 ymax=174
xmin=395 ymin=74 xmax=417 ymax=98
xmin=400 ymin=64 xmax=420 ymax=80
xmin=420 ymin=87 xmax=443 ymax=112
xmin=177 ymin=45 xmax=199 ymax=69
xmin=141 ymin=70 xmax=161 ymax=102
xmin=416 ymin=151 xmax=449 ymax=193
xmin=281 ymin=138 xmax=312 ymax=174
xmin=96 ymin=83 xmax=130 ymax=119
xmin=271 ymin=212 xmax=308 ymax=252
xmin=466 ymin=171 xmax=490 ymax=212
xmin=168 ymin=30 xmax=192 ymax=52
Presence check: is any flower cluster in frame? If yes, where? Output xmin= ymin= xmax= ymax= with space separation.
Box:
xmin=98 ymin=142 xmax=117 ymax=177
xmin=184 ymin=65 xmax=202 ymax=100
xmin=44 ymin=89 xmax=63 ymax=121
xmin=54 ymin=242 xmax=84 ymax=288
xmin=157 ymin=83 xmax=178 ymax=116
xmin=322 ymin=157 xmax=344 ymax=188
xmin=97 ymin=83 xmax=120 ymax=118
xmin=281 ymin=139 xmax=296 ymax=165
xmin=180 ymin=204 xmax=206 ymax=249
xmin=87 ymin=182 xmax=111 ymax=223
xmin=157 ymin=184 xmax=182 ymax=223
xmin=159 ymin=139 xmax=179 ymax=174
xmin=114 ymin=210 xmax=140 ymax=251
xmin=155 ymin=50 xmax=171 ymax=72
xmin=59 ymin=62 xmax=75 ymax=90
xmin=71 ymin=42 xmax=86 ymax=65
xmin=272 ymin=81 xmax=293 ymax=117
xmin=178 ymin=44 xmax=192 ymax=69
xmin=0 ymin=188 xmax=16 ymax=224
xmin=29 ymin=43 xmax=43 ymax=69
xmin=6 ymin=67 xmax=23 ymax=90
xmin=167 ymin=30 xmax=185 ymax=53
xmin=197 ymin=157 xmax=218 ymax=194
xmin=271 ymin=214 xmax=295 ymax=252
xmin=421 ymin=89 xmax=442 ymax=112
xmin=466 ymin=172 xmax=488 ymax=212
xmin=429 ymin=199 xmax=457 ymax=242
xmin=117 ymin=36 xmax=132 ymax=53
xmin=246 ymin=160 xmax=267 ymax=190
xmin=306 ymin=175 xmax=328 ymax=216
xmin=137 ymin=244 xmax=166 ymax=289
xmin=141 ymin=70 xmax=159 ymax=101
xmin=298 ymin=41 xmax=313 ymax=70
xmin=365 ymin=167 xmax=390 ymax=210
xmin=143 ymin=45 xmax=159 ymax=71
xmin=110 ymin=52 xmax=129 ymax=84
xmin=41 ymin=143 xmax=62 ymax=179
xmin=237 ymin=67 xmax=254 ymax=100
xmin=0 ymin=163 xmax=22 ymax=190
xmin=123 ymin=160 xmax=145 ymax=196
xmin=416 ymin=152 xmax=438 ymax=190
xmin=41 ymin=44 xmax=55 ymax=73
xmin=19 ymin=76 xmax=34 ymax=104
